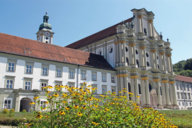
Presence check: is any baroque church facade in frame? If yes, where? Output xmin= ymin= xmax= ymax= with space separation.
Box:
xmin=0 ymin=8 xmax=178 ymax=112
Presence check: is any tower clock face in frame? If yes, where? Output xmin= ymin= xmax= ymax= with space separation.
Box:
xmin=45 ymin=32 xmax=50 ymax=36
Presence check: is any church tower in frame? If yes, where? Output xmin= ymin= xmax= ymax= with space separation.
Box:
xmin=36 ymin=12 xmax=54 ymax=44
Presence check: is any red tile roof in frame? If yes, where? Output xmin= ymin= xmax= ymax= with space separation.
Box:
xmin=66 ymin=17 xmax=133 ymax=49
xmin=175 ymin=75 xmax=192 ymax=83
xmin=0 ymin=33 xmax=114 ymax=70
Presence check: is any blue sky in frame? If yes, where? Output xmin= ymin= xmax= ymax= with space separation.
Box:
xmin=0 ymin=0 xmax=191 ymax=64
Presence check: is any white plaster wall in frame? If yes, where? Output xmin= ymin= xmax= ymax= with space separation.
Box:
xmin=0 ymin=55 xmax=117 ymax=94
xmin=107 ymin=44 xmax=115 ymax=67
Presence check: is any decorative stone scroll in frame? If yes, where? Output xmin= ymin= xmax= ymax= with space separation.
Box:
xmin=153 ymin=79 xmax=160 ymax=82
xmin=131 ymin=75 xmax=139 ymax=79
xmin=114 ymin=40 xmax=126 ymax=45
xmin=169 ymin=81 xmax=175 ymax=84
xmin=129 ymin=43 xmax=136 ymax=47
xmin=141 ymin=77 xmax=149 ymax=80
xmin=159 ymin=52 xmax=165 ymax=55
xmin=161 ymin=80 xmax=169 ymax=83
xmin=166 ymin=54 xmax=171 ymax=57
xmin=117 ymin=74 xmax=129 ymax=78
xmin=150 ymin=50 xmax=157 ymax=53
xmin=139 ymin=46 xmax=146 ymax=50
xmin=148 ymin=20 xmax=153 ymax=23
xmin=137 ymin=15 xmax=143 ymax=19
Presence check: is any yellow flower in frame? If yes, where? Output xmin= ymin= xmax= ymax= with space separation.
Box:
xmin=87 ymin=97 xmax=93 ymax=101
xmin=36 ymin=114 xmax=43 ymax=119
xmin=82 ymin=106 xmax=87 ymax=110
xmin=59 ymin=85 xmax=64 ymax=88
xmin=77 ymin=112 xmax=82 ymax=116
xmin=110 ymin=102 xmax=115 ymax=105
xmin=79 ymin=98 xmax=83 ymax=101
xmin=33 ymin=96 xmax=39 ymax=100
xmin=108 ymin=91 xmax=111 ymax=93
xmin=105 ymin=108 xmax=110 ymax=112
xmin=63 ymin=122 xmax=68 ymax=126
xmin=47 ymin=95 xmax=52 ymax=99
xmin=65 ymin=107 xmax=70 ymax=110
xmin=62 ymin=93 xmax=68 ymax=98
xmin=59 ymin=111 xmax=65 ymax=115
xmin=100 ymin=94 xmax=104 ymax=97
xmin=87 ymin=85 xmax=92 ymax=87
xmin=46 ymin=91 xmax=50 ymax=94
xmin=136 ymin=95 xmax=140 ymax=98
xmin=73 ymin=105 xmax=79 ymax=109
xmin=29 ymin=102 xmax=35 ymax=105
xmin=119 ymin=91 xmax=122 ymax=93
xmin=62 ymin=101 xmax=67 ymax=104
xmin=47 ymin=85 xmax=53 ymax=89
xmin=53 ymin=93 xmax=59 ymax=97
xmin=93 ymin=105 xmax=98 ymax=108
xmin=83 ymin=82 xmax=87 ymax=85
xmin=42 ymin=87 xmax=47 ymax=90
xmin=25 ymin=123 xmax=31 ymax=127
xmin=44 ymin=101 xmax=49 ymax=104
xmin=42 ymin=107 xmax=46 ymax=110
xmin=128 ymin=92 xmax=133 ymax=95
xmin=92 ymin=122 xmax=99 ymax=126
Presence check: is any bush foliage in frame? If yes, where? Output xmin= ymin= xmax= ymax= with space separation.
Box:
xmin=2 ymin=109 xmax=9 ymax=114
xmin=21 ymin=83 xmax=177 ymax=128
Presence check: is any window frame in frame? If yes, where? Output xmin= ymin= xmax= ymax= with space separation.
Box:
xmin=40 ymin=80 xmax=48 ymax=91
xmin=25 ymin=62 xmax=34 ymax=74
xmin=81 ymin=70 xmax=86 ymax=80
xmin=7 ymin=59 xmax=17 ymax=72
xmin=102 ymin=85 xmax=107 ymax=94
xmin=40 ymin=100 xmax=47 ymax=111
xmin=42 ymin=64 xmax=49 ymax=76
xmin=102 ymin=73 xmax=107 ymax=82
xmin=23 ymin=78 xmax=32 ymax=90
xmin=4 ymin=76 xmax=15 ymax=89
xmin=92 ymin=72 xmax=97 ymax=81
xmin=3 ymin=98 xmax=12 ymax=109
xmin=111 ymin=75 xmax=115 ymax=83
xmin=56 ymin=66 xmax=62 ymax=77
xmin=69 ymin=69 xmax=75 ymax=79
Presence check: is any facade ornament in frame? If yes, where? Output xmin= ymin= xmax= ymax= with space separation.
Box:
xmin=167 ymin=38 xmax=169 ymax=42
xmin=160 ymin=32 xmax=163 ymax=40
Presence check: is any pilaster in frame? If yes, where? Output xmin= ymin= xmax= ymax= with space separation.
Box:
xmin=153 ymin=78 xmax=162 ymax=109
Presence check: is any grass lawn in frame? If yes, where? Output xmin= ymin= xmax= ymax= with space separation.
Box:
xmin=0 ymin=110 xmax=192 ymax=127
xmin=158 ymin=110 xmax=192 ymax=128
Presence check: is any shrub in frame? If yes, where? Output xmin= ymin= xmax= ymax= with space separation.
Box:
xmin=22 ymin=109 xmax=27 ymax=113
xmin=10 ymin=108 xmax=15 ymax=113
xmin=21 ymin=83 xmax=178 ymax=128
xmin=2 ymin=108 xmax=9 ymax=114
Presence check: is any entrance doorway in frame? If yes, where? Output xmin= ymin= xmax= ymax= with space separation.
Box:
xmin=20 ymin=97 xmax=32 ymax=112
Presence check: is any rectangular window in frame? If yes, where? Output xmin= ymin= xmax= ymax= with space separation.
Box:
xmin=111 ymin=76 xmax=115 ymax=83
xmin=102 ymin=85 xmax=107 ymax=94
xmin=41 ymin=80 xmax=48 ymax=91
xmin=177 ymin=92 xmax=180 ymax=99
xmin=111 ymin=86 xmax=116 ymax=93
xmin=25 ymin=62 xmax=33 ymax=74
xmin=176 ymin=84 xmax=179 ymax=90
xmin=102 ymin=74 xmax=106 ymax=82
xmin=81 ymin=71 xmax=86 ymax=80
xmin=180 ymin=84 xmax=182 ymax=90
xmin=92 ymin=84 xmax=97 ymax=94
xmin=25 ymin=81 xmax=31 ymax=90
xmin=6 ymin=80 xmax=13 ymax=89
xmin=187 ymin=85 xmax=190 ymax=91
xmin=7 ymin=59 xmax=16 ymax=72
xmin=42 ymin=67 xmax=48 ymax=75
xmin=69 ymin=82 xmax=75 ymax=88
xmin=184 ymin=93 xmax=187 ymax=99
xmin=69 ymin=70 xmax=74 ymax=79
xmin=4 ymin=99 xmax=11 ymax=109
xmin=188 ymin=93 xmax=191 ymax=99
xmin=92 ymin=72 xmax=97 ymax=81
xmin=40 ymin=101 xmax=46 ymax=109
xmin=184 ymin=85 xmax=186 ymax=91
xmin=56 ymin=68 xmax=62 ymax=77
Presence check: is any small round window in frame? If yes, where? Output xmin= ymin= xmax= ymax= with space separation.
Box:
xmin=136 ymin=50 xmax=138 ymax=54
xmin=146 ymin=53 xmax=149 ymax=57
xmin=126 ymin=47 xmax=128 ymax=52
xmin=109 ymin=47 xmax=113 ymax=53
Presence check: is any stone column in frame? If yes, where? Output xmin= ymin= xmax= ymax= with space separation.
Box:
xmin=137 ymin=15 xmax=143 ymax=33
xmin=15 ymin=94 xmax=20 ymax=112
xmin=115 ymin=41 xmax=119 ymax=66
xmin=151 ymin=50 xmax=157 ymax=69
xmin=163 ymin=80 xmax=171 ymax=108
xmin=117 ymin=76 xmax=121 ymax=96
xmin=159 ymin=52 xmax=165 ymax=70
xmin=50 ymin=35 xmax=53 ymax=44
xmin=166 ymin=54 xmax=172 ymax=73
xmin=139 ymin=46 xmax=147 ymax=67
xmin=145 ymin=78 xmax=150 ymax=107
xmin=119 ymin=43 xmax=122 ymax=64
xmin=123 ymin=76 xmax=128 ymax=97
xmin=161 ymin=82 xmax=167 ymax=108
xmin=129 ymin=43 xmax=136 ymax=65
xmin=148 ymin=20 xmax=153 ymax=37
xmin=141 ymin=77 xmax=148 ymax=106
xmin=131 ymin=75 xmax=139 ymax=103
xmin=169 ymin=81 xmax=178 ymax=108
xmin=122 ymin=42 xmax=126 ymax=63
xmin=154 ymin=79 xmax=162 ymax=108
xmin=41 ymin=34 xmax=45 ymax=42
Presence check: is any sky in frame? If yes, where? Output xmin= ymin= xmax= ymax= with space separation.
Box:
xmin=0 ymin=0 xmax=192 ymax=64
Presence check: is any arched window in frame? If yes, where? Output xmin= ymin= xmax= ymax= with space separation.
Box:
xmin=149 ymin=83 xmax=152 ymax=92
xmin=109 ymin=47 xmax=113 ymax=53
xmin=138 ymin=84 xmax=141 ymax=94
xmin=125 ymin=47 xmax=128 ymax=52
xmin=144 ymin=28 xmax=147 ymax=36
xmin=128 ymin=83 xmax=131 ymax=100
xmin=136 ymin=60 xmax=139 ymax=67
xmin=147 ymin=62 xmax=150 ymax=67
xmin=146 ymin=53 xmax=149 ymax=57
xmin=126 ymin=57 xmax=129 ymax=65
xmin=136 ymin=50 xmax=138 ymax=54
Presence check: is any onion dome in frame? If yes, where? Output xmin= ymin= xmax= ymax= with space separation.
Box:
xmin=39 ymin=12 xmax=52 ymax=30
